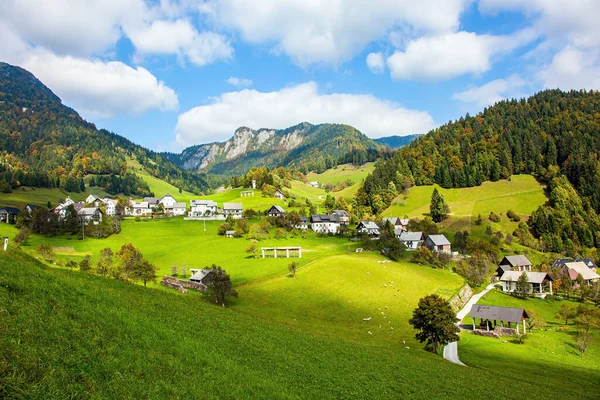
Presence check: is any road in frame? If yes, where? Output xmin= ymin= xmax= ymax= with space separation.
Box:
xmin=443 ymin=283 xmax=496 ymax=366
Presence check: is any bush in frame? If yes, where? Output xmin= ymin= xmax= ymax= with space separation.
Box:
xmin=36 ymin=243 xmax=54 ymax=261
xmin=79 ymin=255 xmax=92 ymax=272
xmin=489 ymin=212 xmax=501 ymax=223
xmin=506 ymin=209 xmax=521 ymax=222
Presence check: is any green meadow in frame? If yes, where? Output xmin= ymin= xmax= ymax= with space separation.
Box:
xmin=0 ymin=186 xmax=111 ymax=209
xmin=127 ymin=157 xmax=198 ymax=202
xmin=459 ymin=290 xmax=600 ymax=394
xmin=194 ymin=187 xmax=288 ymax=212
xmin=307 ymin=162 xmax=375 ymax=186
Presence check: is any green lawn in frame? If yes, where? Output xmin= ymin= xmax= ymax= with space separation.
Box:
xmin=307 ymin=163 xmax=375 ymax=186
xmin=236 ymin=253 xmax=464 ymax=346
xmin=127 ymin=157 xmax=197 ymax=202
xmin=2 ymin=249 xmax=595 ymax=399
xmin=287 ymin=180 xmax=326 ymax=203
xmin=459 ymin=290 xmax=599 ymax=397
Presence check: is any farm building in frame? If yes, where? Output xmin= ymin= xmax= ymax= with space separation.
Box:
xmin=23 ymin=204 xmax=37 ymax=217
xmin=424 ymin=234 xmax=451 ymax=254
xmin=332 ymin=210 xmax=350 ymax=225
xmin=469 ymin=305 xmax=529 ymax=334
xmin=382 ymin=217 xmax=409 ymax=232
xmin=172 ymin=202 xmax=187 ymax=216
xmin=562 ymin=261 xmax=600 ymax=284
xmin=398 ymin=231 xmax=423 ymax=250
xmin=552 ymin=258 xmax=597 ymax=270
xmin=295 ymin=216 xmax=309 ymax=230
xmin=78 ymin=207 xmax=103 ymax=224
xmin=274 ymin=189 xmax=285 ymax=200
xmin=498 ymin=255 xmax=532 ymax=272
xmin=267 ymin=205 xmax=286 ymax=217
xmin=357 ymin=221 xmax=380 ymax=237
xmin=0 ymin=207 xmax=20 ymax=224
xmin=311 ymin=214 xmax=341 ymax=234
xmin=85 ymin=194 xmax=102 ymax=206
xmin=223 ymin=203 xmax=243 ymax=218
xmin=500 ymin=271 xmax=553 ymax=297
xmin=189 ymin=269 xmax=215 ymax=285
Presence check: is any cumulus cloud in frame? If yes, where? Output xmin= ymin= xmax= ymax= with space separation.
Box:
xmin=386 ymin=30 xmax=536 ymax=81
xmin=366 ymin=53 xmax=385 ymax=74
xmin=453 ymin=75 xmax=527 ymax=109
xmin=226 ymin=77 xmax=253 ymax=87
xmin=539 ymin=47 xmax=600 ymax=91
xmin=199 ymin=0 xmax=470 ymax=65
xmin=174 ymin=82 xmax=435 ymax=147
xmin=125 ymin=19 xmax=233 ymax=66
xmin=22 ymin=50 xmax=178 ymax=119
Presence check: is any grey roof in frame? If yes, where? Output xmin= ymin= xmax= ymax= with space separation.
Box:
xmin=300 ymin=216 xmax=308 ymax=223
xmin=394 ymin=226 xmax=405 ymax=236
xmin=311 ymin=214 xmax=341 ymax=223
xmin=500 ymin=255 xmax=532 ymax=268
xmin=190 ymin=269 xmax=211 ymax=283
xmin=78 ymin=207 xmax=101 ymax=216
xmin=399 ymin=231 xmax=423 ymax=241
xmin=469 ymin=305 xmax=529 ymax=323
xmin=358 ymin=221 xmax=379 ymax=230
xmin=497 ymin=265 xmax=512 ymax=276
xmin=427 ymin=234 xmax=451 ymax=246
xmin=143 ymin=197 xmax=160 ymax=205
xmin=191 ymin=199 xmax=217 ymax=207
xmin=73 ymin=202 xmax=85 ymax=212
xmin=268 ymin=205 xmax=286 ymax=213
xmin=173 ymin=202 xmax=187 ymax=208
xmin=223 ymin=202 xmax=243 ymax=210
xmin=225 ymin=230 xmax=236 ymax=235
xmin=553 ymin=258 xmax=597 ymax=270
xmin=333 ymin=210 xmax=349 ymax=217
xmin=500 ymin=271 xmax=552 ymax=284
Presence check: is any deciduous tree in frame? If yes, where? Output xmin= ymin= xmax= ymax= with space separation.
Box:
xmin=409 ymin=294 xmax=459 ymax=354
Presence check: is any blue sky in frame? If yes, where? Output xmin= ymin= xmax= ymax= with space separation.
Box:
xmin=1 ymin=1 xmax=599 ymax=152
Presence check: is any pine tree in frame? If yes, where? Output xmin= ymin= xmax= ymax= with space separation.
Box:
xmin=430 ymin=188 xmax=449 ymax=223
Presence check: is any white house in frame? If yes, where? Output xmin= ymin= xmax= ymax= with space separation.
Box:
xmin=564 ymin=261 xmax=600 ymax=284
xmin=159 ymin=194 xmax=178 ymax=209
xmin=500 ymin=271 xmax=553 ymax=297
xmin=78 ymin=207 xmax=103 ymax=224
xmin=102 ymin=198 xmax=117 ymax=216
xmin=357 ymin=221 xmax=380 ymax=237
xmin=310 ymin=214 xmax=340 ymax=234
xmin=274 ymin=189 xmax=285 ymax=200
xmin=332 ymin=210 xmax=350 ymax=225
xmin=172 ymin=202 xmax=187 ymax=216
xmin=309 ymin=181 xmax=320 ymax=188
xmin=85 ymin=194 xmax=101 ymax=206
xmin=223 ymin=203 xmax=243 ymax=218
xmin=295 ymin=216 xmax=309 ymax=230
xmin=399 ymin=231 xmax=424 ymax=250
xmin=382 ymin=217 xmax=409 ymax=232
xmin=130 ymin=201 xmax=152 ymax=216
xmin=189 ymin=200 xmax=218 ymax=217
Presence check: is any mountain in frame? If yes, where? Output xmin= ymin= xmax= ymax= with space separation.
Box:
xmin=0 ymin=62 xmax=209 ymax=196
xmin=163 ymin=123 xmax=389 ymax=175
xmin=374 ymin=134 xmax=421 ymax=149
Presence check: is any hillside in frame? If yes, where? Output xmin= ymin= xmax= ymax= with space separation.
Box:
xmin=0 ymin=62 xmax=209 ymax=197
xmin=163 ymin=122 xmax=388 ymax=175
xmin=374 ymin=134 xmax=421 ymax=149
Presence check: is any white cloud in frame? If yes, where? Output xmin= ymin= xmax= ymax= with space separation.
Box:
xmin=21 ymin=50 xmax=178 ymax=119
xmin=452 ymin=75 xmax=527 ymax=109
xmin=227 ymin=77 xmax=253 ymax=87
xmin=366 ymin=53 xmax=385 ymax=74
xmin=386 ymin=30 xmax=535 ymax=81
xmin=199 ymin=0 xmax=471 ymax=65
xmin=125 ymin=19 xmax=233 ymax=66
xmin=174 ymin=82 xmax=435 ymax=147
xmin=539 ymin=47 xmax=600 ymax=91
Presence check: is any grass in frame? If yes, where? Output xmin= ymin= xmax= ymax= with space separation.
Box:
xmin=0 ymin=186 xmax=111 ymax=209
xmin=195 ymin=187 xmax=289 ymax=212
xmin=126 ymin=157 xmax=197 ymax=202
xmin=459 ymin=290 xmax=599 ymax=397
xmin=236 ymin=253 xmax=464 ymax=346
xmin=1 ymin=249 xmax=595 ymax=399
xmin=307 ymin=163 xmax=375 ymax=186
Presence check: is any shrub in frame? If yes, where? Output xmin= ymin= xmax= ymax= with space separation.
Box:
xmin=489 ymin=212 xmax=501 ymax=223
xmin=36 ymin=243 xmax=54 ymax=261
xmin=506 ymin=209 xmax=521 ymax=222
xmin=79 ymin=255 xmax=92 ymax=272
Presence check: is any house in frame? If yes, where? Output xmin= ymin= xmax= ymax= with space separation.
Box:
xmin=189 ymin=200 xmax=218 ymax=217
xmin=78 ymin=207 xmax=103 ymax=224
xmin=469 ymin=305 xmax=529 ymax=333
xmin=189 ymin=269 xmax=215 ymax=285
xmin=382 ymin=217 xmax=409 ymax=232
xmin=23 ymin=204 xmax=37 ymax=216
xmin=274 ymin=189 xmax=285 ymax=200
xmin=143 ymin=197 xmax=161 ymax=207
xmin=424 ymin=234 xmax=451 ymax=254
xmin=309 ymin=181 xmax=319 ymax=188
xmin=223 ymin=202 xmax=243 ymax=218
xmin=357 ymin=221 xmax=380 ymax=237
xmin=398 ymin=231 xmax=424 ymax=250
xmin=311 ymin=214 xmax=341 ymax=234
xmin=225 ymin=230 xmax=236 ymax=238
xmin=498 ymin=255 xmax=532 ymax=272
xmin=159 ymin=194 xmax=178 ymax=209
xmin=295 ymin=216 xmax=309 ymax=230
xmin=51 ymin=200 xmax=84 ymax=220
xmin=563 ymin=261 xmax=600 ymax=284
xmin=500 ymin=271 xmax=553 ymax=297
xmin=332 ymin=210 xmax=350 ymax=225
xmin=130 ymin=201 xmax=152 ymax=216
xmin=85 ymin=194 xmax=101 ymax=206
xmin=172 ymin=202 xmax=187 ymax=216
xmin=267 ymin=205 xmax=286 ymax=217
xmin=102 ymin=198 xmax=117 ymax=216
xmin=553 ymin=258 xmax=597 ymax=270
xmin=0 ymin=207 xmax=20 ymax=224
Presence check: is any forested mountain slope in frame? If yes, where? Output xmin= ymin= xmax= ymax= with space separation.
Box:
xmin=163 ymin=122 xmax=389 ymax=175
xmin=0 ymin=62 xmax=209 ymax=196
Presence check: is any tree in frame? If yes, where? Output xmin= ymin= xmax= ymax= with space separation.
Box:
xmin=409 ymin=294 xmax=459 ymax=354
xmin=65 ymin=259 xmax=78 ymax=272
xmin=576 ymin=307 xmax=600 ymax=334
xmin=556 ymin=304 xmax=577 ymax=325
xmin=13 ymin=226 xmax=29 ymax=247
xmin=131 ymin=259 xmax=158 ymax=287
xmin=575 ymin=331 xmax=593 ymax=357
xmin=576 ymin=273 xmax=588 ymax=301
xmin=96 ymin=247 xmax=113 ymax=277
xmin=515 ymin=271 xmax=531 ymax=299
xmin=429 ymin=188 xmax=449 ymax=223
xmin=387 ymin=238 xmax=406 ymax=262
xmin=205 ymin=265 xmax=238 ymax=307
xmin=79 ymin=255 xmax=92 ymax=272
xmin=246 ymin=244 xmax=259 ymax=259
xmin=170 ymin=264 xmax=179 ymax=277
xmin=36 ymin=243 xmax=54 ymax=261
xmin=117 ymin=243 xmax=144 ymax=281
xmin=288 ymin=261 xmax=298 ymax=279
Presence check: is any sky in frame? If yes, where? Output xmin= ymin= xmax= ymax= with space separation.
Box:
xmin=1 ymin=0 xmax=599 ymax=152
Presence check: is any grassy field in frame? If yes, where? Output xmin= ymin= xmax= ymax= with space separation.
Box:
xmin=0 ymin=186 xmax=111 ymax=208
xmin=1 ymin=249 xmax=595 ymax=399
xmin=236 ymin=253 xmax=463 ymax=346
xmin=126 ymin=157 xmax=197 ymax=202
xmin=459 ymin=290 xmax=600 ymax=395
xmin=307 ymin=163 xmax=375 ymax=186
xmin=195 ymin=187 xmax=288 ymax=212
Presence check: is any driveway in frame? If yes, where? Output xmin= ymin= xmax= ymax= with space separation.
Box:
xmin=443 ymin=283 xmax=496 ymax=366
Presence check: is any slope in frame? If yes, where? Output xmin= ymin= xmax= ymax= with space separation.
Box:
xmin=1 ymin=249 xmax=595 ymax=399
